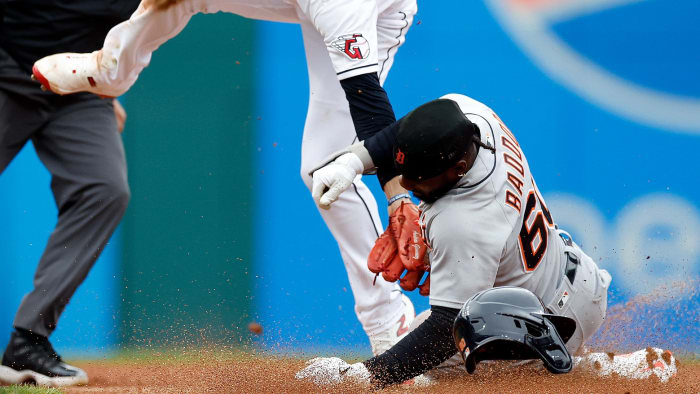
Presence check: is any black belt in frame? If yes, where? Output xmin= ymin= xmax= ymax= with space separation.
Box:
xmin=559 ymin=232 xmax=579 ymax=284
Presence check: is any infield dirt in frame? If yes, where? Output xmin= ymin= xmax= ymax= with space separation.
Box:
xmin=60 ymin=352 xmax=700 ymax=393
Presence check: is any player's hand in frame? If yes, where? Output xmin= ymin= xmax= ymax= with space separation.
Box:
xmin=311 ymin=152 xmax=364 ymax=209
xmin=113 ymin=99 xmax=126 ymax=133
xmin=295 ymin=357 xmax=370 ymax=386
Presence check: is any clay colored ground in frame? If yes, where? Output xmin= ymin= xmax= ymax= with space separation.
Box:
xmin=3 ymin=350 xmax=694 ymax=393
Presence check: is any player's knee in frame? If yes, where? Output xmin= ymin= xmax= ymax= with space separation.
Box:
xmin=110 ymin=180 xmax=131 ymax=210
xmin=566 ymin=327 xmax=585 ymax=355
xmin=95 ymin=178 xmax=131 ymax=214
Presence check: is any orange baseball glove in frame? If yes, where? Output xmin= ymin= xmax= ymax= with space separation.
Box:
xmin=368 ymin=201 xmax=430 ymax=295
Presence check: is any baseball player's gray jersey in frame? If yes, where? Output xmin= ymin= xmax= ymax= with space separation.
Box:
xmin=420 ymin=94 xmax=611 ymax=352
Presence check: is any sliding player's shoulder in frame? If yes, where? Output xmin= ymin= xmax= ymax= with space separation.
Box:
xmin=439 ymin=93 xmax=493 ymax=115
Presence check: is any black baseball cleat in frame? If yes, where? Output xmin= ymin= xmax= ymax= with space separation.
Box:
xmin=0 ymin=329 xmax=88 ymax=387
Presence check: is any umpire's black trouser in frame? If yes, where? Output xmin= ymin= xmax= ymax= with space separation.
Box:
xmin=0 ymin=49 xmax=130 ymax=337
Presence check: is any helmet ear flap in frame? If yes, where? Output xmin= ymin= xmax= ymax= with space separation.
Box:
xmin=539 ymin=314 xmax=577 ymax=344
xmin=525 ymin=317 xmax=573 ymax=374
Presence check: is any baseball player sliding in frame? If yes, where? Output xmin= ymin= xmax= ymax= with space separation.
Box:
xmin=296 ymin=94 xmax=677 ymax=387
xmin=31 ymin=0 xmax=419 ymax=354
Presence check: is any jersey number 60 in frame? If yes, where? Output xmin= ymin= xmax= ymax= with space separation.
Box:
xmin=518 ymin=189 xmax=554 ymax=272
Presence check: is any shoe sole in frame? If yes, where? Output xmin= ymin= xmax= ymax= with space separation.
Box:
xmin=0 ymin=365 xmax=88 ymax=387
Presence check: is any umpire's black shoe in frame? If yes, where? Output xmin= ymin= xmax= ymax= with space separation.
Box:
xmin=0 ymin=329 xmax=88 ymax=387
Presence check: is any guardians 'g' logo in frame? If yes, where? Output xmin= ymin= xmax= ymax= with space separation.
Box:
xmin=332 ymin=34 xmax=370 ymax=60
xmin=395 ymin=148 xmax=405 ymax=164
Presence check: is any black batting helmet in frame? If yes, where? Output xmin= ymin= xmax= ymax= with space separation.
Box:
xmin=393 ymin=99 xmax=480 ymax=181
xmin=452 ymin=287 xmax=577 ymax=374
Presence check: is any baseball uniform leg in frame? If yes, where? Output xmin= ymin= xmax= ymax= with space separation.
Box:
xmin=297 ymin=0 xmax=416 ymax=336
xmin=375 ymin=0 xmax=417 ymax=86
xmin=46 ymin=0 xmax=298 ymax=97
xmin=546 ymin=243 xmax=611 ymax=355
xmin=12 ymin=96 xmax=130 ymax=337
